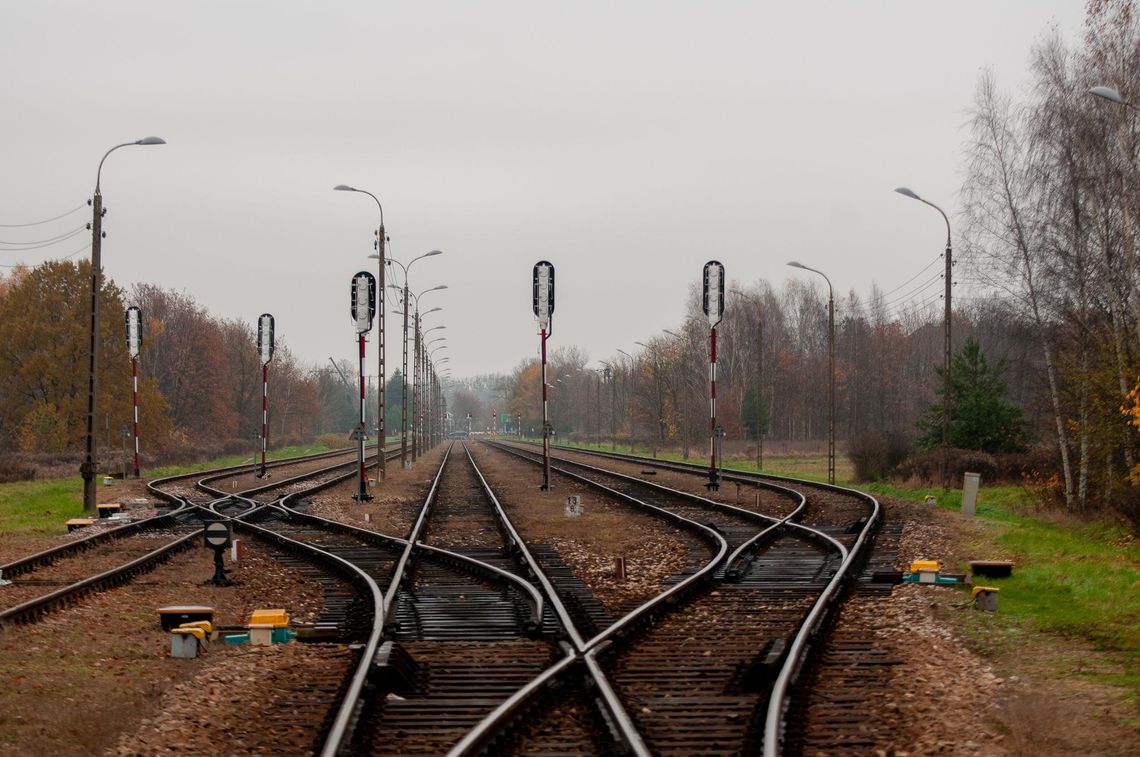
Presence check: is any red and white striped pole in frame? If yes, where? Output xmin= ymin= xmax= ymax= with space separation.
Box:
xmin=541 ymin=327 xmax=551 ymax=489
xmin=702 ymin=261 xmax=724 ymax=491
xmin=131 ymin=355 xmax=141 ymax=479
xmin=358 ymin=332 xmax=368 ymax=495
xmin=257 ymin=314 xmax=275 ymax=480
xmin=533 ymin=261 xmax=555 ymax=491
xmin=350 ymin=274 xmax=375 ymax=501
xmin=260 ymin=363 xmax=269 ymax=477
xmin=708 ymin=324 xmax=717 ymax=485
xmin=125 ymin=306 xmax=143 ymax=480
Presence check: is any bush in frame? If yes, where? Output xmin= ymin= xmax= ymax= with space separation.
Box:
xmin=893 ymin=447 xmax=1046 ymax=487
xmin=317 ymin=433 xmax=352 ymax=450
xmin=848 ymin=431 xmax=911 ymax=482
xmin=0 ymin=458 xmax=37 ymax=483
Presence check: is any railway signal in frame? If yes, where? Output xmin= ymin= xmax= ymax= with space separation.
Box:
xmin=124 ymin=306 xmax=143 ymax=479
xmin=703 ymin=260 xmax=725 ymax=490
xmin=350 ymin=272 xmax=376 ymax=501
xmin=533 ymin=261 xmax=555 ymax=490
xmin=257 ymin=313 xmax=275 ymax=478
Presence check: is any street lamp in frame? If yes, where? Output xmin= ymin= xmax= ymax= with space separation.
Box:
xmin=1089 ymin=85 xmax=1140 ymax=112
xmin=895 ymin=186 xmax=953 ymax=490
xmin=82 ymin=136 xmax=165 ymax=512
xmin=388 ymin=251 xmax=443 ymax=467
xmin=787 ymin=261 xmax=835 ymax=485
xmin=336 ymin=183 xmax=389 ymax=480
xmin=426 ymin=346 xmax=448 ymax=448
xmin=730 ymin=288 xmax=764 ymax=471
xmin=408 ymin=286 xmax=446 ymax=462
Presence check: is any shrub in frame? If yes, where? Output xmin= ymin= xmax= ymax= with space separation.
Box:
xmin=893 ymin=447 xmax=1045 ymax=487
xmin=317 ymin=433 xmax=352 ymax=450
xmin=0 ymin=458 xmax=37 ymax=483
xmin=848 ymin=431 xmax=911 ymax=482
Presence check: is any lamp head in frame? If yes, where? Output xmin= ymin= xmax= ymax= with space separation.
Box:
xmin=1089 ymin=86 xmax=1126 ymax=105
xmin=787 ymin=261 xmax=806 ymax=270
xmin=333 ymin=184 xmax=356 ymax=192
xmin=425 ymin=249 xmax=443 ymax=257
xmin=135 ymin=137 xmax=166 ymax=146
xmin=894 ymin=187 xmax=921 ymax=201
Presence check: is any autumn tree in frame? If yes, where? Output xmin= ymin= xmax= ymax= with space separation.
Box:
xmin=132 ymin=284 xmax=239 ymax=443
xmin=0 ymin=261 xmax=170 ymax=465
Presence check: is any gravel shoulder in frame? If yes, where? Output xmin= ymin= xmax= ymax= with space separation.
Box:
xmin=0 ymin=445 xmax=1137 ymax=755
xmin=873 ymin=495 xmax=1140 ymax=756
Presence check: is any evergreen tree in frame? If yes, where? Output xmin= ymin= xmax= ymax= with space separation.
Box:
xmin=917 ymin=338 xmax=1029 ymax=454
xmin=741 ymin=386 xmax=770 ymax=440
xmin=386 ymin=369 xmax=407 ymax=432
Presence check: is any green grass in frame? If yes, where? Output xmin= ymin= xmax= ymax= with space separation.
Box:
xmin=0 ymin=478 xmax=87 ymax=536
xmin=0 ymin=443 xmax=333 ymax=539
xmin=863 ymin=479 xmax=1140 ymax=695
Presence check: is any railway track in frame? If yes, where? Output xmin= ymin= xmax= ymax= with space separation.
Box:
xmin=1 ymin=437 xmax=893 ymax=754
xmin=0 ymin=445 xmax=391 ymax=627
xmin=456 ymin=440 xmax=889 ymax=752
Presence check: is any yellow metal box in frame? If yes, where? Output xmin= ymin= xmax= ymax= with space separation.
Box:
xmin=909 ymin=560 xmax=940 ymax=573
xmin=249 ymin=608 xmax=289 ymax=628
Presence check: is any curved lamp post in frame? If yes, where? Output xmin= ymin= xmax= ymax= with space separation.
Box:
xmin=83 ymin=136 xmax=165 ymax=512
xmin=787 ymin=261 xmax=835 ymax=485
xmin=336 ymin=183 xmax=390 ymax=479
xmin=408 ymin=287 xmax=446 ymax=461
xmin=388 ymin=251 xmax=443 ymax=466
xmin=895 ymin=186 xmax=953 ymax=490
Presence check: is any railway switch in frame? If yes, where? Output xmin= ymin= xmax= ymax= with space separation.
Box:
xmin=170 ymin=621 xmax=213 ymax=659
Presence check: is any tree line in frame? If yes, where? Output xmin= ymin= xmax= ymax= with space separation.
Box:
xmin=492 ymin=1 xmax=1139 ymax=526
xmin=0 ymin=260 xmax=387 ymax=472
xmin=1 ymin=1 xmax=1136 ymax=528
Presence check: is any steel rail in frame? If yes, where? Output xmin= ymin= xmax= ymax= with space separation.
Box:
xmin=449 ymin=444 xmax=658 ymax=757
xmin=414 ymin=542 xmax=545 ymax=631
xmin=251 ymin=444 xmax=549 ymax=756
xmin=496 ymin=440 xmax=783 ymax=531
xmin=0 ymin=528 xmax=200 ymax=627
xmin=381 ymin=442 xmax=451 ymax=622
xmin=494 ymin=439 xmax=882 ymax=756
xmin=0 ymin=504 xmax=189 ymax=578
xmin=225 ymin=514 xmax=387 ymax=757
xmin=462 ymin=443 xmax=586 ymax=649
xmin=462 ymin=441 xmax=732 ymax=755
xmin=763 ymin=480 xmax=882 ymax=756
xmin=146 ymin=445 xmax=374 ymax=503
xmin=444 ymin=645 xmax=580 ymax=757
xmin=195 ymin=450 xmax=382 ymax=499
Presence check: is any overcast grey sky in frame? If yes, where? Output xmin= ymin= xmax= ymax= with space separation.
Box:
xmin=1 ymin=2 xmax=1086 ymax=380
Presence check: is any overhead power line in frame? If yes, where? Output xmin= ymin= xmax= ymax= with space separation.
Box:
xmin=0 ymin=203 xmax=86 ymax=228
